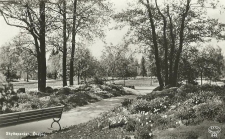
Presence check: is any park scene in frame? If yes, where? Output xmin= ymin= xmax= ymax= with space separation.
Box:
xmin=0 ymin=0 xmax=225 ymax=139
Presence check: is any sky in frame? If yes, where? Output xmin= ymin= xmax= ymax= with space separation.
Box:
xmin=0 ymin=0 xmax=225 ymax=59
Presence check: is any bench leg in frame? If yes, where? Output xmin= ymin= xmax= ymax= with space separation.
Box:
xmin=51 ymin=118 xmax=61 ymax=130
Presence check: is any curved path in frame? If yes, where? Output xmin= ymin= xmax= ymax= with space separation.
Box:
xmin=0 ymin=87 xmax=152 ymax=139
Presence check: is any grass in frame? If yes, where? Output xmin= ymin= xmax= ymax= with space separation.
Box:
xmin=8 ymin=77 xmax=159 ymax=90
xmin=113 ymin=77 xmax=158 ymax=87
xmin=10 ymin=80 xmax=65 ymax=90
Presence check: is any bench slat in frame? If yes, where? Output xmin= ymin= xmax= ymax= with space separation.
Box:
xmin=0 ymin=106 xmax=64 ymax=117
xmin=0 ymin=105 xmax=64 ymax=128
xmin=19 ymin=108 xmax=63 ymax=117
xmin=0 ymin=116 xmax=19 ymax=123
xmin=0 ymin=122 xmax=18 ymax=128
xmin=0 ymin=113 xmax=20 ymax=119
xmin=0 ymin=114 xmax=19 ymax=121
xmin=19 ymin=111 xmax=62 ymax=121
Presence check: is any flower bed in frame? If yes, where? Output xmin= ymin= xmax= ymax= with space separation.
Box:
xmin=22 ymin=84 xmax=225 ymax=139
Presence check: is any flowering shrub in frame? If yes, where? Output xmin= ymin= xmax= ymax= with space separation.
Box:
xmin=194 ymin=101 xmax=223 ymax=121
xmin=121 ymin=98 xmax=133 ymax=107
xmin=0 ymin=88 xmax=19 ymax=114
xmin=177 ymin=84 xmax=199 ymax=96
xmin=135 ymin=113 xmax=153 ymax=139
xmin=108 ymin=114 xmax=128 ymax=128
xmin=46 ymin=97 xmax=61 ymax=107
xmin=130 ymin=97 xmax=170 ymax=114
xmin=125 ymin=118 xmax=136 ymax=132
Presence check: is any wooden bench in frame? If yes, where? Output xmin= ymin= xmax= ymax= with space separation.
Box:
xmin=0 ymin=105 xmax=64 ymax=130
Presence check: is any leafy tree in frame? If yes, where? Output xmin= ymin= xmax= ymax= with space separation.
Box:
xmin=101 ymin=43 xmax=128 ymax=81
xmin=0 ymin=45 xmax=19 ymax=81
xmin=68 ymin=0 xmax=112 ymax=85
xmin=114 ymin=0 xmax=225 ymax=88
xmin=0 ymin=0 xmax=47 ymax=92
xmin=73 ymin=47 xmax=96 ymax=84
xmin=195 ymin=45 xmax=224 ymax=84
xmin=47 ymin=50 xmax=61 ymax=80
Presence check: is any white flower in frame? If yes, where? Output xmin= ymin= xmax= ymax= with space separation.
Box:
xmin=162 ymin=115 xmax=168 ymax=118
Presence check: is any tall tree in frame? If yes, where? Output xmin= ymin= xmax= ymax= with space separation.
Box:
xmin=39 ymin=0 xmax=46 ymax=91
xmin=70 ymin=0 xmax=78 ymax=86
xmin=114 ymin=0 xmax=224 ymax=88
xmin=62 ymin=0 xmax=68 ymax=86
xmin=0 ymin=0 xmax=47 ymax=92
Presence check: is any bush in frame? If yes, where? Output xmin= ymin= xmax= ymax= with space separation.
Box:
xmin=125 ymin=118 xmax=136 ymax=132
xmin=121 ymin=99 xmax=133 ymax=107
xmin=194 ymin=102 xmax=223 ymax=121
xmin=45 ymin=86 xmax=54 ymax=94
xmin=93 ymin=77 xmax=104 ymax=85
xmin=177 ymin=84 xmax=199 ymax=96
xmin=57 ymin=87 xmax=72 ymax=95
xmin=47 ymin=97 xmax=61 ymax=107
xmin=108 ymin=114 xmax=128 ymax=128
xmin=135 ymin=123 xmax=153 ymax=139
xmin=67 ymin=93 xmax=89 ymax=106
xmin=147 ymin=87 xmax=177 ymax=101
xmin=131 ymin=97 xmax=170 ymax=114
xmin=200 ymin=84 xmax=225 ymax=96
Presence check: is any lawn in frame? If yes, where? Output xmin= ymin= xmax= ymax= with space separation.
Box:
xmin=10 ymin=80 xmax=67 ymax=90
xmin=9 ymin=77 xmax=158 ymax=90
xmin=113 ymin=77 xmax=158 ymax=87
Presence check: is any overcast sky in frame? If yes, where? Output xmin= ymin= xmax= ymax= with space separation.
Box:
xmin=0 ymin=0 xmax=225 ymax=59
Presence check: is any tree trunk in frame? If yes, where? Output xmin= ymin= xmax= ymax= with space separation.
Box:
xmin=62 ymin=0 xmax=67 ymax=87
xmin=26 ymin=71 xmax=29 ymax=82
xmin=39 ymin=0 xmax=46 ymax=92
xmin=55 ymin=71 xmax=57 ymax=80
xmin=201 ymin=70 xmax=202 ymax=85
xmin=146 ymin=0 xmax=164 ymax=88
xmin=167 ymin=7 xmax=176 ymax=84
xmin=172 ymin=0 xmax=190 ymax=87
xmin=27 ymin=4 xmax=41 ymax=91
xmin=70 ymin=0 xmax=78 ymax=86
xmin=78 ymin=72 xmax=80 ymax=85
xmin=155 ymin=0 xmax=168 ymax=85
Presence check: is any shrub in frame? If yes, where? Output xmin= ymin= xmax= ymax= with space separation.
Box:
xmin=131 ymin=97 xmax=170 ymax=114
xmin=194 ymin=102 xmax=223 ymax=121
xmin=93 ymin=76 xmax=104 ymax=85
xmin=121 ymin=99 xmax=133 ymax=107
xmin=176 ymin=107 xmax=196 ymax=120
xmin=125 ymin=119 xmax=136 ymax=132
xmin=108 ymin=114 xmax=128 ymax=128
xmin=67 ymin=93 xmax=88 ymax=106
xmin=47 ymin=97 xmax=61 ymax=107
xmin=177 ymin=84 xmax=199 ymax=96
xmin=17 ymin=88 xmax=25 ymax=93
xmin=200 ymin=84 xmax=225 ymax=96
xmin=135 ymin=121 xmax=153 ymax=139
xmin=138 ymin=87 xmax=177 ymax=102
xmin=17 ymin=93 xmax=33 ymax=103
xmin=45 ymin=86 xmax=54 ymax=94
xmin=57 ymin=87 xmax=72 ymax=95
